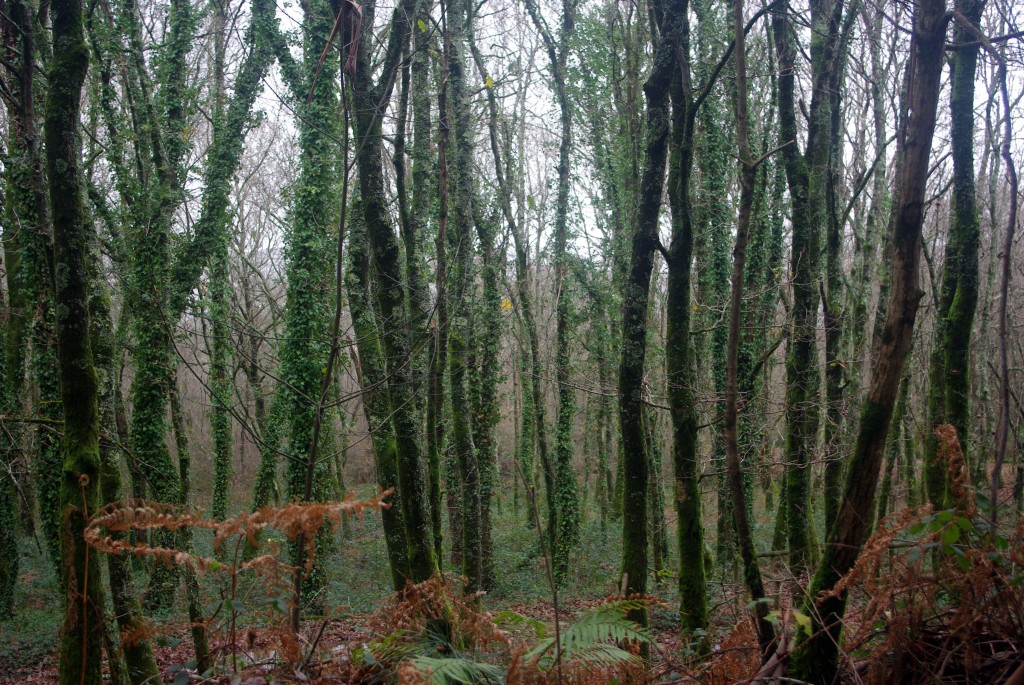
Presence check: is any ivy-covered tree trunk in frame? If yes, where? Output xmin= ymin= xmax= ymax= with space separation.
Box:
xmin=788 ymin=0 xmax=947 ymax=677
xmin=209 ymin=240 xmax=233 ymax=520
xmin=280 ymin=0 xmax=337 ymax=610
xmin=412 ymin=0 xmax=445 ymax=564
xmin=207 ymin=0 xmax=232 ymax=521
xmin=690 ymin=0 xmax=733 ymax=563
xmin=119 ymin=0 xmax=196 ymax=611
xmin=523 ymin=0 xmax=579 ymax=589
xmin=44 ymin=0 xmax=106 ymax=679
xmin=444 ymin=0 xmax=483 ymax=589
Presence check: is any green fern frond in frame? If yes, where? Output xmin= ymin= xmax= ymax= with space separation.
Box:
xmin=525 ymin=601 xmax=653 ymax=667
xmin=564 ymin=642 xmax=641 ymax=666
xmin=410 ymin=655 xmax=505 ymax=684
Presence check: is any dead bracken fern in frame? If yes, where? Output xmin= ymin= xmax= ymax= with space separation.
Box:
xmin=825 ymin=426 xmax=1024 ymax=684
xmin=84 ymin=490 xmax=392 ymax=677
xmin=84 ymin=489 xmax=393 ymax=575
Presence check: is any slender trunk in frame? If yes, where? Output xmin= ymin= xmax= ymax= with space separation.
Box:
xmin=91 ymin=279 xmax=159 ymax=685
xmin=789 ymin=1 xmax=947 ymax=677
xmin=724 ymin=0 xmax=774 ymax=652
xmin=443 ymin=0 xmax=482 ymax=590
xmin=523 ymin=0 xmax=580 ymax=586
xmin=168 ymin=382 xmax=211 ymax=671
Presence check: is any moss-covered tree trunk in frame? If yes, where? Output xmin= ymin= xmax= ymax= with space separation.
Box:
xmin=347 ymin=211 xmax=412 ymax=591
xmin=347 ymin=0 xmax=436 ymax=583
xmin=924 ymin=0 xmax=984 ymax=508
xmin=617 ymin=0 xmax=679 ymax=628
xmin=412 ymin=0 xmax=445 ymax=564
xmin=44 ymin=0 xmax=106 ymax=678
xmin=664 ymin=2 xmax=711 ymax=633
xmin=443 ymin=0 xmax=482 ymax=589
xmin=788 ymin=0 xmax=947 ymax=677
xmin=0 ymin=0 xmax=37 ymax=612
xmin=723 ymin=0 xmax=774 ymax=652
xmin=90 ymin=269 xmax=160 ymax=685
xmin=1 ymin=0 xmax=64 ymax=582
xmin=771 ymin=0 xmax=844 ymax=571
xmin=473 ymin=209 xmax=501 ymax=589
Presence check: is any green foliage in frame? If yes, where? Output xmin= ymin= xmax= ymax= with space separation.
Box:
xmin=525 ymin=599 xmax=653 ymax=669
xmin=409 ymin=655 xmax=505 ymax=684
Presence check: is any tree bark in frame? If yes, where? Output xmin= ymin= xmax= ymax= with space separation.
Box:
xmin=788 ymin=0 xmax=948 ymax=678
xmin=44 ymin=0 xmax=106 ymax=679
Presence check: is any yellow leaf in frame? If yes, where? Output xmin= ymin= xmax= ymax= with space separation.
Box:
xmin=485 ymin=75 xmax=494 ymax=89
xmin=501 ymin=297 xmax=512 ymax=311
xmin=792 ymin=610 xmax=813 ymax=637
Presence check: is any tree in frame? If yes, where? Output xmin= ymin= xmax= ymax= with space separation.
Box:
xmin=723 ymin=0 xmax=774 ymax=653
xmin=44 ymin=0 xmax=106 ymax=678
xmin=346 ymin=0 xmax=438 ymax=583
xmin=523 ymin=0 xmax=581 ymax=587
xmin=789 ymin=0 xmax=949 ymax=677
xmin=925 ymin=0 xmax=985 ymax=507
xmin=771 ymin=0 xmax=847 ymax=571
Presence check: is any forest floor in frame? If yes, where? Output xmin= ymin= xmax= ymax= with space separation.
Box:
xmin=0 ymin=489 xmax=812 ymax=684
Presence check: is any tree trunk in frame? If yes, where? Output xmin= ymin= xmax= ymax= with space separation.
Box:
xmin=788 ymin=0 xmax=948 ymax=677
xmin=347 ymin=0 xmax=436 ymax=583
xmin=617 ymin=0 xmax=678 ymax=628
xmin=724 ymin=0 xmax=774 ymax=652
xmin=44 ymin=0 xmax=106 ymax=679
xmin=925 ymin=0 xmax=984 ymax=508
xmin=347 ymin=213 xmax=412 ymax=591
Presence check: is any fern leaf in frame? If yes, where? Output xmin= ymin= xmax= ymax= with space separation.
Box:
xmin=410 ymin=655 xmax=505 ymax=684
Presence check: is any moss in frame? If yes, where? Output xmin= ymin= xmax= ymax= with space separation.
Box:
xmin=347 ymin=213 xmax=412 ymax=591
xmin=45 ymin=0 xmax=108 ymax=677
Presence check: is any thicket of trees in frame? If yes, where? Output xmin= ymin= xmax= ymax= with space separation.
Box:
xmin=0 ymin=0 xmax=1022 ymax=680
